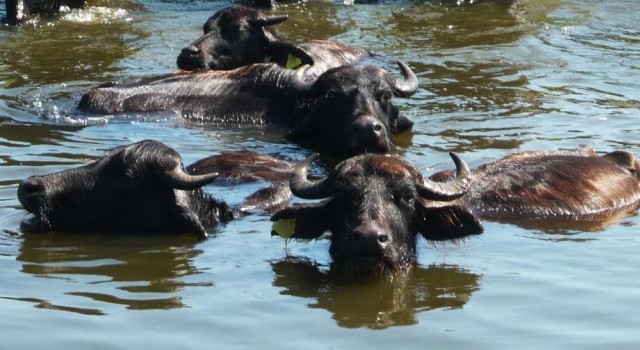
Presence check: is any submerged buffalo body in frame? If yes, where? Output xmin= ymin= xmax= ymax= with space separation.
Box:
xmin=429 ymin=147 xmax=640 ymax=224
xmin=271 ymin=153 xmax=484 ymax=274
xmin=17 ymin=140 xmax=234 ymax=238
xmin=16 ymin=141 xmax=306 ymax=237
xmin=272 ymin=147 xmax=640 ymax=273
xmin=176 ymin=6 xmax=370 ymax=75
xmin=78 ymin=62 xmax=418 ymax=158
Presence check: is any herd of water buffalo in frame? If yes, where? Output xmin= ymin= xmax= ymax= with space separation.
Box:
xmin=12 ymin=3 xmax=640 ymax=274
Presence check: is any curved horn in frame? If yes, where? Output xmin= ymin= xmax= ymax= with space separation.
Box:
xmin=417 ymin=152 xmax=472 ymax=201
xmin=287 ymin=64 xmax=316 ymax=94
xmin=289 ymin=153 xmax=332 ymax=199
xmin=249 ymin=15 xmax=288 ymax=28
xmin=161 ymin=166 xmax=219 ymax=191
xmin=392 ymin=61 xmax=419 ymax=97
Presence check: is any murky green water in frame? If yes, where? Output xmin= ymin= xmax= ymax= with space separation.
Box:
xmin=1 ymin=0 xmax=639 ymax=348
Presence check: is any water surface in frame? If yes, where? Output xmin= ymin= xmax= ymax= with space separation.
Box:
xmin=1 ymin=0 xmax=639 ymax=349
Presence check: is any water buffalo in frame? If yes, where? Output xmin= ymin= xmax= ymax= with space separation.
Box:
xmin=16 ymin=140 xmax=283 ymax=238
xmin=271 ymin=152 xmax=483 ymax=274
xmin=176 ymin=6 xmax=370 ymax=76
xmin=5 ymin=0 xmax=84 ymax=25
xmin=428 ymin=146 xmax=640 ymax=228
xmin=271 ymin=147 xmax=640 ymax=273
xmin=78 ymin=61 xmax=418 ymax=159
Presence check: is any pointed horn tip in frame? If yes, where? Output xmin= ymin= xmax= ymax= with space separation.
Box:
xmin=448 ymin=152 xmax=471 ymax=175
xmin=289 ymin=153 xmax=331 ymax=200
xmin=254 ymin=14 xmax=289 ymax=26
xmin=201 ymin=172 xmax=220 ymax=181
xmin=163 ymin=167 xmax=219 ymax=190
xmin=292 ymin=153 xmax=319 ymax=177
xmin=395 ymin=60 xmax=413 ymax=75
xmin=392 ymin=60 xmax=418 ymax=97
xmin=292 ymin=153 xmax=319 ymax=173
xmin=303 ymin=153 xmax=319 ymax=164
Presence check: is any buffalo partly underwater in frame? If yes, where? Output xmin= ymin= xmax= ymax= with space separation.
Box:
xmin=78 ymin=62 xmax=418 ymax=159
xmin=176 ymin=6 xmax=370 ymax=76
xmin=16 ymin=140 xmax=290 ymax=238
xmin=272 ymin=147 xmax=640 ymax=273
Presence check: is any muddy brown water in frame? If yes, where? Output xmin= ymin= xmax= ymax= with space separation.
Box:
xmin=1 ymin=0 xmax=639 ymax=348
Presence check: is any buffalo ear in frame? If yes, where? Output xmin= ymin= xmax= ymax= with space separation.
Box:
xmin=270 ymin=204 xmax=330 ymax=240
xmin=417 ymin=205 xmax=484 ymax=242
xmin=173 ymin=204 xmax=209 ymax=240
xmin=266 ymin=42 xmax=315 ymax=68
xmin=393 ymin=115 xmax=414 ymax=134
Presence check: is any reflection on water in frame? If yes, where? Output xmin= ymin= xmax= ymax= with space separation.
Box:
xmin=1 ymin=0 xmax=640 ymax=347
xmin=272 ymin=1 xmax=351 ymax=42
xmin=271 ymin=257 xmax=481 ymax=329
xmin=388 ymin=0 xmax=522 ymax=50
xmin=13 ymin=232 xmax=211 ymax=313
xmin=0 ymin=3 xmax=148 ymax=124
xmin=0 ymin=9 xmax=145 ymax=88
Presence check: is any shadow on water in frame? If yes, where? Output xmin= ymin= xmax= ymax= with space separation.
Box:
xmin=11 ymin=232 xmax=211 ymax=314
xmin=271 ymin=256 xmax=481 ymax=329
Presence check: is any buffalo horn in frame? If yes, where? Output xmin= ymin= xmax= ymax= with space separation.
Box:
xmin=392 ymin=61 xmax=419 ymax=97
xmin=289 ymin=153 xmax=332 ymax=199
xmin=417 ymin=152 xmax=472 ymax=201
xmin=250 ymin=15 xmax=289 ymax=28
xmin=161 ymin=166 xmax=219 ymax=191
xmin=287 ymin=64 xmax=316 ymax=93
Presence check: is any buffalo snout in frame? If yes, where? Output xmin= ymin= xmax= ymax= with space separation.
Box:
xmin=346 ymin=116 xmax=390 ymax=155
xmin=350 ymin=223 xmax=391 ymax=259
xmin=177 ymin=44 xmax=206 ymax=71
xmin=17 ymin=176 xmax=45 ymax=213
xmin=351 ymin=116 xmax=385 ymax=144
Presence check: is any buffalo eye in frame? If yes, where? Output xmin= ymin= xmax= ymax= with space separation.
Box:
xmin=391 ymin=191 xmax=415 ymax=208
xmin=380 ymin=90 xmax=393 ymax=108
xmin=400 ymin=194 xmax=415 ymax=207
xmin=325 ymin=90 xmax=339 ymax=100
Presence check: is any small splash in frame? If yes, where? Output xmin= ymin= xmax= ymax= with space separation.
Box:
xmin=61 ymin=6 xmax=132 ymax=24
xmin=562 ymin=25 xmax=576 ymax=35
xmin=42 ymin=104 xmax=111 ymax=126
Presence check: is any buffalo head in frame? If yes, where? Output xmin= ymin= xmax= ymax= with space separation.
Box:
xmin=271 ymin=153 xmax=484 ymax=274
xmin=176 ymin=6 xmax=369 ymax=74
xmin=287 ymin=61 xmax=418 ymax=158
xmin=78 ymin=62 xmax=418 ymax=160
xmin=177 ymin=6 xmax=302 ymax=71
xmin=17 ymin=140 xmax=233 ymax=238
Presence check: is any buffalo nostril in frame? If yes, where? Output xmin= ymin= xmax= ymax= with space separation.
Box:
xmin=19 ymin=177 xmax=44 ymax=196
xmin=181 ymin=44 xmax=200 ymax=56
xmin=351 ymin=116 xmax=385 ymax=138
xmin=17 ymin=177 xmax=44 ymax=211
xmin=350 ymin=224 xmax=389 ymax=253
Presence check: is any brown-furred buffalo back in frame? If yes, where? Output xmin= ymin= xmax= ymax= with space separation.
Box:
xmin=430 ymin=147 xmax=640 ymax=222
